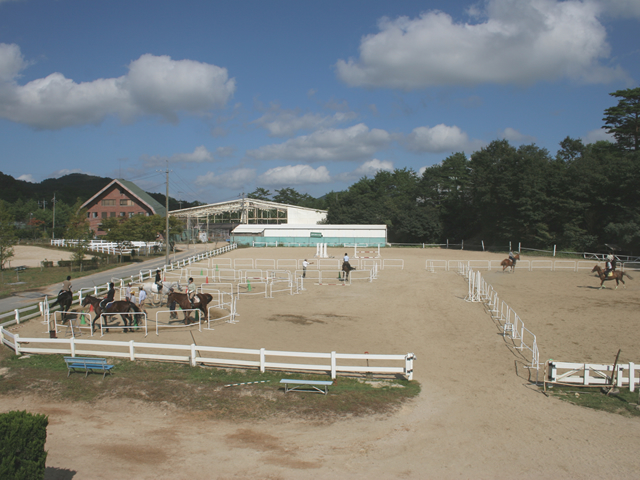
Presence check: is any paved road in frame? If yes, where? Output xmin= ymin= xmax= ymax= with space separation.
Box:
xmin=0 ymin=243 xmax=214 ymax=313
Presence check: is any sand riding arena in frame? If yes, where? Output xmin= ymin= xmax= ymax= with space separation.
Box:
xmin=2 ymin=246 xmax=640 ymax=479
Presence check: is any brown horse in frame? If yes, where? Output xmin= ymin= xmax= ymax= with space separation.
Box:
xmin=340 ymin=261 xmax=356 ymax=281
xmin=591 ymin=265 xmax=633 ymax=289
xmin=501 ymin=253 xmax=520 ymax=272
xmin=81 ymin=295 xmax=141 ymax=333
xmin=166 ymin=291 xmax=213 ymax=324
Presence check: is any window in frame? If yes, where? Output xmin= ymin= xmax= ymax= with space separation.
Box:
xmin=128 ymin=212 xmax=134 ymax=218
xmin=120 ymin=199 xmax=134 ymax=206
xmin=110 ymin=212 xmax=115 ymax=217
xmin=101 ymin=199 xmax=116 ymax=206
xmin=102 ymin=212 xmax=107 ymax=218
xmin=119 ymin=212 xmax=125 ymax=217
xmin=97 ymin=224 xmax=104 ymax=232
xmin=92 ymin=212 xmax=98 ymax=218
xmin=87 ymin=212 xmax=91 ymax=218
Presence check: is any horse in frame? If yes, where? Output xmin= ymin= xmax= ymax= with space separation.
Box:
xmin=166 ymin=291 xmax=213 ymax=324
xmin=141 ymin=280 xmax=182 ymax=307
xmin=501 ymin=253 xmax=520 ymax=272
xmin=81 ymin=295 xmax=141 ymax=333
xmin=591 ymin=265 xmax=633 ymax=289
xmin=51 ymin=290 xmax=73 ymax=322
xmin=341 ymin=261 xmax=356 ymax=281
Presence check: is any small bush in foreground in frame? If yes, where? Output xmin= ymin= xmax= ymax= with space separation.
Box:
xmin=0 ymin=410 xmax=48 ymax=480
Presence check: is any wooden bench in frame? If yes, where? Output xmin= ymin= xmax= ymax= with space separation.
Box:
xmin=64 ymin=356 xmax=114 ymax=379
xmin=280 ymin=379 xmax=333 ymax=395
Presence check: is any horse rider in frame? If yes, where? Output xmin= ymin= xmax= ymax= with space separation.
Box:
xmin=604 ymin=255 xmax=614 ymax=277
xmin=60 ymin=275 xmax=72 ymax=296
xmin=187 ymin=277 xmax=196 ymax=308
xmin=100 ymin=282 xmax=116 ymax=310
xmin=125 ymin=282 xmax=132 ymax=302
xmin=154 ymin=269 xmax=163 ymax=293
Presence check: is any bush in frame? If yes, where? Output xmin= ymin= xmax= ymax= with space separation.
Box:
xmin=0 ymin=410 xmax=48 ymax=479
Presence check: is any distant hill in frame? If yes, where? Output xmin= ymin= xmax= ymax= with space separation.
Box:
xmin=0 ymin=172 xmax=202 ymax=210
xmin=0 ymin=171 xmax=111 ymax=206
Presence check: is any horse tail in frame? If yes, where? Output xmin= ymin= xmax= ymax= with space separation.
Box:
xmin=624 ymin=272 xmax=633 ymax=280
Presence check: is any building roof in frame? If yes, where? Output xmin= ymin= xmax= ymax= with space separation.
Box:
xmin=170 ymin=198 xmax=326 ymax=217
xmin=80 ymin=178 xmax=167 ymax=216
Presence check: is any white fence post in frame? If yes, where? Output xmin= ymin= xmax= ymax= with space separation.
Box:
xmin=191 ymin=344 xmax=197 ymax=366
xmin=15 ymin=309 xmax=20 ymax=324
xmin=129 ymin=340 xmax=135 ymax=361
xmin=260 ymin=348 xmax=266 ymax=373
xmin=331 ymin=351 xmax=337 ymax=379
xmin=13 ymin=333 xmax=20 ymax=355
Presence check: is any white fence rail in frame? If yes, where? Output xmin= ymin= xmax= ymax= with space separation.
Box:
xmin=427 ymin=259 xmax=640 ymax=273
xmin=0 ymin=327 xmax=415 ymax=380
xmin=548 ymin=361 xmax=640 ymax=391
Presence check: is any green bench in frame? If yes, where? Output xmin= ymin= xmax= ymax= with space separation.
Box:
xmin=64 ymin=356 xmax=114 ymax=379
xmin=280 ymin=379 xmax=333 ymax=395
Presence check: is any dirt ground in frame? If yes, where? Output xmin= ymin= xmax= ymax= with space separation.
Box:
xmin=2 ymin=246 xmax=640 ymax=479
xmin=6 ymin=245 xmax=78 ymax=268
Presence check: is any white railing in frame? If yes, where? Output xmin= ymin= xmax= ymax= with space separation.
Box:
xmin=0 ymin=327 xmax=415 ymax=380
xmin=548 ymin=361 xmax=640 ymax=391
xmin=1 ymin=244 xmax=237 ymax=329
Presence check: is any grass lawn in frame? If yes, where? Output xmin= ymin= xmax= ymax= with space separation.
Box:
xmin=544 ymin=384 xmax=640 ymax=418
xmin=0 ymin=348 xmax=421 ymax=421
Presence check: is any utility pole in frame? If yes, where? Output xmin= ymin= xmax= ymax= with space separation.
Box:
xmin=165 ymin=161 xmax=170 ymax=269
xmin=52 ymin=193 xmax=56 ymax=240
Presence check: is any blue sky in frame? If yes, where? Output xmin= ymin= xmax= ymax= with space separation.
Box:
xmin=1 ymin=0 xmax=639 ymax=205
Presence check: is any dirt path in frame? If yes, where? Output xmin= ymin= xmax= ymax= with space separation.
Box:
xmin=2 ymin=247 xmax=640 ymax=479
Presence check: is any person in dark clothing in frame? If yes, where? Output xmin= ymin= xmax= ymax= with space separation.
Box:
xmin=100 ymin=282 xmax=115 ymax=310
xmin=155 ymin=269 xmax=163 ymax=293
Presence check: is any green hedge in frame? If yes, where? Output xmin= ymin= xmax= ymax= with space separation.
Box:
xmin=0 ymin=410 xmax=48 ymax=480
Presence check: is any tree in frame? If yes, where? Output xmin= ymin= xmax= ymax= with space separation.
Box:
xmin=603 ymin=87 xmax=640 ymax=151
xmin=248 ymin=188 xmax=271 ymax=200
xmin=0 ymin=200 xmax=16 ymax=270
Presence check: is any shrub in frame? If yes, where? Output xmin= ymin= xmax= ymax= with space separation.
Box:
xmin=0 ymin=410 xmax=48 ymax=480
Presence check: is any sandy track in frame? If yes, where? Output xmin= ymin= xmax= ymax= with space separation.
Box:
xmin=2 ymin=247 xmax=639 ymax=479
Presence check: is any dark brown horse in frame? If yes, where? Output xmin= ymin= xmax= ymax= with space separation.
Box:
xmin=591 ymin=265 xmax=633 ymax=289
xmin=341 ymin=261 xmax=356 ymax=281
xmin=166 ymin=291 xmax=213 ymax=324
xmin=51 ymin=290 xmax=73 ymax=322
xmin=501 ymin=253 xmax=520 ymax=272
xmin=81 ymin=295 xmax=141 ymax=333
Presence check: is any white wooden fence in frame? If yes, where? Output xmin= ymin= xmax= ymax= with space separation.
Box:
xmin=0 ymin=327 xmax=415 ymax=380
xmin=548 ymin=361 xmax=640 ymax=391
xmin=427 ymin=259 xmax=640 ymax=273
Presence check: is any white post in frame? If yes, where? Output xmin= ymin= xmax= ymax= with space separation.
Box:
xmin=15 ymin=309 xmax=19 ymax=325
xmin=70 ymin=336 xmax=75 ymax=357
xmin=14 ymin=333 xmax=20 ymax=355
xmin=129 ymin=340 xmax=135 ymax=361
xmin=630 ymin=362 xmax=635 ymax=392
xmin=191 ymin=344 xmax=197 ymax=366
xmin=553 ymin=245 xmax=557 ymax=257
xmin=260 ymin=347 xmax=266 ymax=373
xmin=331 ymin=351 xmax=337 ymax=379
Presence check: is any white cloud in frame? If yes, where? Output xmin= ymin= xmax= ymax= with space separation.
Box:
xmin=582 ymin=127 xmax=613 ymax=144
xmin=254 ymin=109 xmax=357 ymax=137
xmin=215 ymin=146 xmax=235 ymax=158
xmin=0 ymin=45 xmax=235 ymax=129
xmin=336 ymin=0 xmax=629 ymax=89
xmin=498 ymin=127 xmax=536 ymax=144
xmin=141 ymin=146 xmax=216 ymax=167
xmin=248 ymin=123 xmax=391 ymax=162
xmin=258 ymin=165 xmax=331 ymax=186
xmin=405 ymin=124 xmax=483 ymax=153
xmin=596 ymin=0 xmax=640 ymax=18
xmin=194 ymin=168 xmax=256 ymax=189
xmin=336 ymin=159 xmax=394 ymax=182
xmin=17 ymin=173 xmax=35 ymax=183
